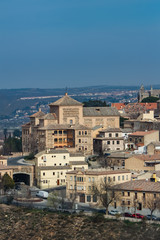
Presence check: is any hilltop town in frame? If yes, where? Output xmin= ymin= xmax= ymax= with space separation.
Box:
xmin=1 ymin=85 xmax=160 ymax=228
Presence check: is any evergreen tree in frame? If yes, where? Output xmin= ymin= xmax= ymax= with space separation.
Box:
xmin=2 ymin=173 xmax=15 ymax=191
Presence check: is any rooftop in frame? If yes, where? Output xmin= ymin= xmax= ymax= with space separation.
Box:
xmin=99 ymin=128 xmax=122 ymax=133
xmin=30 ymin=110 xmax=45 ymax=118
xmin=129 ymin=130 xmax=158 ymax=136
xmin=69 ymin=161 xmax=88 ymax=165
xmin=41 ymin=113 xmax=57 ymax=120
xmin=49 ymin=93 xmax=82 ymax=106
xmin=83 ymin=107 xmax=119 ymax=117
xmin=113 ymin=179 xmax=160 ymax=193
xmin=39 ymin=124 xmax=91 ymax=131
xmin=38 ymin=166 xmax=72 ymax=171
xmin=131 ymin=154 xmax=160 ymax=162
xmin=66 ymin=169 xmax=130 ymax=176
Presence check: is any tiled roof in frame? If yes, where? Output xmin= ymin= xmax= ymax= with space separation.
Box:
xmin=39 ymin=124 xmax=91 ymax=130
xmin=131 ymin=154 xmax=160 ymax=161
xmin=42 ymin=113 xmax=57 ymax=120
xmin=100 ymin=128 xmax=122 ymax=133
xmin=129 ymin=130 xmax=158 ymax=136
xmin=49 ymin=93 xmax=82 ymax=106
xmin=113 ymin=180 xmax=160 ymax=193
xmin=30 ymin=110 xmax=45 ymax=118
xmin=83 ymin=107 xmax=119 ymax=116
xmin=66 ymin=169 xmax=130 ymax=176
xmin=35 ymin=149 xmax=69 ymax=157
xmin=111 ymin=103 xmax=126 ymax=110
xmin=38 ymin=166 xmax=71 ymax=171
xmin=69 ymin=161 xmax=88 ymax=165
xmin=0 ymin=156 xmax=7 ymax=160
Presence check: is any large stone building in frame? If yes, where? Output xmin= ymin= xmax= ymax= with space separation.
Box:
xmin=66 ymin=169 xmax=131 ymax=204
xmin=138 ymin=85 xmax=160 ymax=102
xmin=22 ymin=93 xmax=120 ymax=155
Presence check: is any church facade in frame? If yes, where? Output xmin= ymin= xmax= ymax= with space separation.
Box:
xmin=22 ymin=93 xmax=120 ymax=155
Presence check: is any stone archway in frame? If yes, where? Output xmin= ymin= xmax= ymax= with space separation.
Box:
xmin=13 ymin=173 xmax=30 ymax=185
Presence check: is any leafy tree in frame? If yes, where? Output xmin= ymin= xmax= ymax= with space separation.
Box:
xmin=2 ymin=173 xmax=15 ymax=191
xmin=141 ymin=96 xmax=159 ymax=103
xmin=83 ymin=100 xmax=107 ymax=107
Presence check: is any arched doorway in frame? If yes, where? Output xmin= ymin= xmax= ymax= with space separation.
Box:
xmin=13 ymin=173 xmax=30 ymax=185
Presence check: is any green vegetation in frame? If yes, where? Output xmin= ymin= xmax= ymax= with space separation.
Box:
xmin=83 ymin=99 xmax=107 ymax=107
xmin=141 ymin=96 xmax=159 ymax=103
xmin=3 ymin=136 xmax=22 ymax=154
xmin=120 ymin=116 xmax=128 ymax=128
xmin=2 ymin=173 xmax=15 ymax=191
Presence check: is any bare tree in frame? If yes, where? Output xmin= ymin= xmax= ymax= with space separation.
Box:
xmin=92 ymin=178 xmax=120 ymax=215
xmin=47 ymin=192 xmax=60 ymax=210
xmin=145 ymin=195 xmax=160 ymax=220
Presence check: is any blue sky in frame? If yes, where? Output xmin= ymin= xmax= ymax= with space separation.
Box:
xmin=0 ymin=0 xmax=160 ymax=89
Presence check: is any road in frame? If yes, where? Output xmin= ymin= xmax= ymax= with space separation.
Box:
xmin=7 ymin=156 xmax=33 ymax=166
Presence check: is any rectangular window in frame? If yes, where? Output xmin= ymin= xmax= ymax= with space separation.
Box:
xmin=63 ymin=156 xmax=66 ymax=159
xmin=53 ymin=172 xmax=55 ymax=175
xmin=88 ymin=177 xmax=91 ymax=182
xmin=43 ymin=172 xmax=45 ymax=176
xmin=88 ymin=186 xmax=91 ymax=191
xmin=112 ymin=141 xmax=114 ymax=145
xmin=93 ymin=195 xmax=97 ymax=202
xmin=113 ymin=176 xmax=115 ymax=181
xmin=135 ymin=192 xmax=137 ymax=199
xmin=143 ymin=193 xmax=145 ymax=199
xmin=122 ymin=191 xmax=124 ymax=196
xmin=79 ymin=139 xmax=81 ymax=143
xmin=122 ymin=175 xmax=124 ymax=180
xmin=79 ymin=131 xmax=81 ymax=135
xmin=87 ymin=195 xmax=91 ymax=202
xmin=85 ymin=131 xmax=87 ymax=135
xmin=154 ymin=193 xmax=156 ymax=198
xmin=117 ymin=141 xmax=120 ymax=144
xmin=118 ymin=176 xmax=120 ymax=181
xmin=70 ymin=176 xmax=73 ymax=181
xmin=128 ymin=192 xmax=130 ymax=196
xmin=116 ymin=133 xmax=118 ymax=137
xmin=128 ymin=201 xmax=130 ymax=205
xmin=126 ymin=175 xmax=128 ymax=180
xmin=107 ymin=141 xmax=110 ymax=145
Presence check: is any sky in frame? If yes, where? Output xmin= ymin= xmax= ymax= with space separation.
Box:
xmin=0 ymin=0 xmax=160 ymax=89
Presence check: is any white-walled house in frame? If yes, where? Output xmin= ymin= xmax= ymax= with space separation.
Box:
xmin=35 ymin=149 xmax=88 ymax=189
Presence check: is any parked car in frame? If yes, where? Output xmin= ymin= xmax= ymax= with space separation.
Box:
xmin=124 ymin=212 xmax=133 ymax=218
xmin=146 ymin=215 xmax=157 ymax=220
xmin=36 ymin=191 xmax=49 ymax=199
xmin=132 ymin=213 xmax=144 ymax=219
xmin=109 ymin=210 xmax=121 ymax=215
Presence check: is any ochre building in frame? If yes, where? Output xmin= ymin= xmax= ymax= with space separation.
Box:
xmin=22 ymin=93 xmax=119 ymax=155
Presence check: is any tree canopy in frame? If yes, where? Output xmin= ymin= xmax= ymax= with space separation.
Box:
xmin=83 ymin=100 xmax=107 ymax=107
xmin=3 ymin=136 xmax=22 ymax=154
xmin=2 ymin=173 xmax=15 ymax=191
xmin=141 ymin=96 xmax=159 ymax=103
